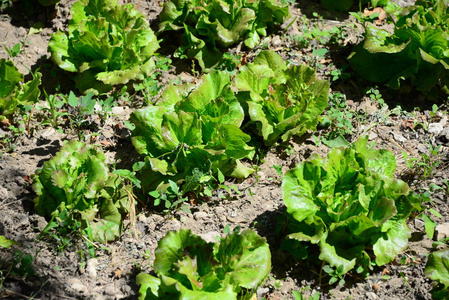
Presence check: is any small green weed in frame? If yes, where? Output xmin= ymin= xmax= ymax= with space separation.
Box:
xmin=292 ymin=286 xmax=320 ymax=300
xmin=402 ymin=144 xmax=442 ymax=180
xmin=291 ymin=14 xmax=347 ymax=48
xmin=37 ymin=90 xmax=68 ymax=129
xmin=216 ymin=52 xmax=242 ymax=75
xmin=268 ymin=275 xmax=284 ymax=290
xmin=66 ymin=91 xmax=96 ymax=141
xmin=0 ymin=247 xmax=37 ymax=291
xmin=134 ymin=56 xmax=172 ymax=106
xmin=149 ymin=180 xmax=189 ymax=212
xmin=321 ymin=264 xmax=346 ymax=286
xmin=319 ymin=92 xmax=355 ymax=145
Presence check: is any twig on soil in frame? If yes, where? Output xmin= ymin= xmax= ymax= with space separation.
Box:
xmin=1 ymin=286 xmax=77 ymax=300
xmin=0 ymin=198 xmax=25 ymax=210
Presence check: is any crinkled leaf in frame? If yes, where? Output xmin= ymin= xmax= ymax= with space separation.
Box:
xmin=131 ymin=70 xmax=253 ymax=193
xmin=137 ymin=273 xmax=161 ymax=300
xmin=349 ymin=2 xmax=449 ymax=94
xmin=33 ymin=140 xmax=129 ymax=243
xmin=154 ymin=229 xmax=215 ymax=278
xmin=0 ymin=236 xmax=17 ymax=248
xmin=214 ymin=229 xmax=271 ymax=289
xmin=373 ymin=220 xmax=411 ymax=266
xmin=48 ymin=0 xmax=159 ymax=92
xmin=282 ymin=137 xmax=421 ymax=276
xmin=235 ymin=51 xmax=328 ymax=146
xmin=89 ymin=219 xmax=121 ymax=243
xmin=425 ymin=249 xmax=449 ymax=287
xmin=138 ymin=229 xmax=268 ymax=299
xmin=0 ymin=59 xmax=41 ymax=116
xmin=158 ymin=0 xmax=289 ymax=71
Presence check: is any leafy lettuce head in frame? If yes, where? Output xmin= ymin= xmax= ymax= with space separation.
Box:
xmin=130 ymin=71 xmax=254 ymax=194
xmin=282 ymin=137 xmax=422 ymax=275
xmin=349 ymin=0 xmax=449 ymax=96
xmin=33 ymin=140 xmax=130 ymax=243
xmin=234 ymin=50 xmax=329 ymax=146
xmin=48 ymin=0 xmax=160 ymax=93
xmin=137 ymin=229 xmax=271 ymax=299
xmin=158 ymin=0 xmax=290 ymax=71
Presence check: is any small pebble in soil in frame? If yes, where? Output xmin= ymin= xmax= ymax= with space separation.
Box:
xmin=435 ymin=222 xmax=449 ymax=240
xmin=67 ymin=277 xmax=87 ymax=295
xmin=86 ymin=258 xmax=98 ymax=279
xmin=257 ymin=287 xmax=270 ymax=298
xmin=429 ymin=123 xmax=444 ymax=135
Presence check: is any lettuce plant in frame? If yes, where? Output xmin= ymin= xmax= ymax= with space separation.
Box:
xmin=425 ymin=248 xmax=449 ymax=299
xmin=349 ymin=0 xmax=449 ymax=96
xmin=130 ymin=71 xmax=254 ymax=195
xmin=234 ymin=50 xmax=329 ymax=146
xmin=137 ymin=229 xmax=271 ymax=299
xmin=48 ymin=0 xmax=160 ymax=93
xmin=282 ymin=137 xmax=422 ymax=276
xmin=158 ymin=0 xmax=290 ymax=71
xmin=33 ymin=140 xmax=130 ymax=243
xmin=0 ymin=58 xmax=41 ymax=117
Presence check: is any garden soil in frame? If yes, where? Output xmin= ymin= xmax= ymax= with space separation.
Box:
xmin=1 ymin=0 xmax=449 ymax=299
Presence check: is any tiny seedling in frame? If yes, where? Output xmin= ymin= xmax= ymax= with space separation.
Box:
xmin=149 ymin=180 xmax=188 ymax=212
xmin=37 ymin=90 xmax=68 ymax=129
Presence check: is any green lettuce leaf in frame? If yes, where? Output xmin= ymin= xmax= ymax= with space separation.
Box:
xmin=349 ymin=0 xmax=449 ymax=95
xmin=425 ymin=249 xmax=449 ymax=290
xmin=130 ymin=71 xmax=254 ymax=194
xmin=234 ymin=50 xmax=329 ymax=146
xmin=48 ymin=0 xmax=159 ymax=93
xmin=32 ymin=140 xmax=130 ymax=243
xmin=282 ymin=137 xmax=422 ymax=276
xmin=137 ymin=229 xmax=270 ymax=299
xmin=0 ymin=236 xmax=17 ymax=248
xmin=0 ymin=59 xmax=41 ymax=117
xmin=158 ymin=0 xmax=289 ymax=71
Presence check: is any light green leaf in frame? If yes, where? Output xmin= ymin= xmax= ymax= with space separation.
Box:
xmin=373 ymin=220 xmax=411 ymax=266
xmin=0 ymin=236 xmax=17 ymax=248
xmin=425 ymin=249 xmax=449 ymax=287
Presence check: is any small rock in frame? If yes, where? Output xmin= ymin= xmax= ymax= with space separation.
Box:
xmin=368 ymin=132 xmax=378 ymax=140
xmin=121 ymin=284 xmax=132 ymax=294
xmin=366 ymin=292 xmax=380 ymax=299
xmin=435 ymin=223 xmax=449 ymax=240
xmin=271 ymin=36 xmax=282 ymax=47
xmin=392 ymin=132 xmax=406 ymax=143
xmin=86 ymin=258 xmax=98 ymax=279
xmin=167 ymin=219 xmax=181 ymax=231
xmin=67 ymin=278 xmax=87 ymax=294
xmin=417 ymin=144 xmax=428 ymax=153
xmin=257 ymin=287 xmax=270 ymax=298
xmin=414 ymin=218 xmax=425 ymax=230
xmin=199 ymin=231 xmax=220 ymax=243
xmin=138 ymin=214 xmax=148 ymax=222
xmin=193 ymin=211 xmax=208 ymax=221
xmin=104 ymin=284 xmax=116 ymax=296
xmin=29 ymin=215 xmax=47 ymax=231
xmin=0 ymin=186 xmax=9 ymax=200
xmin=40 ymin=127 xmax=58 ymax=139
xmin=151 ymin=214 xmax=164 ymax=223
xmin=428 ymin=123 xmax=444 ymax=135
